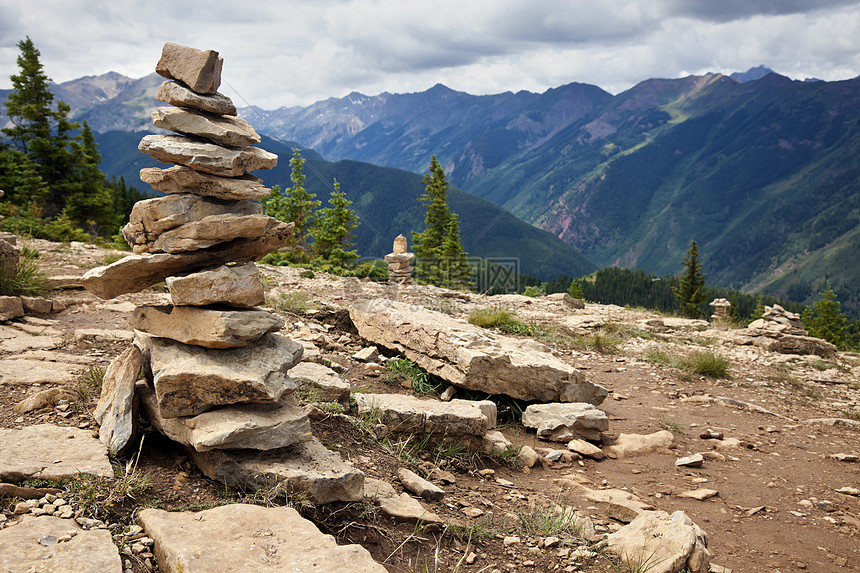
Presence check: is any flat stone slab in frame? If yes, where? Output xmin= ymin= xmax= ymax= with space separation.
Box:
xmin=130 ymin=305 xmax=283 ymax=348
xmin=152 ymin=106 xmax=260 ymax=147
xmin=0 ymin=515 xmax=121 ymax=573
xmin=584 ymin=488 xmax=656 ymax=523
xmin=522 ymin=403 xmax=609 ymax=442
xmin=0 ymin=325 xmax=61 ymax=354
xmin=606 ymin=510 xmax=710 ymax=573
xmin=155 ymin=42 xmax=223 ymax=94
xmin=152 ymin=213 xmax=276 ymax=254
xmin=0 ymin=424 xmax=113 ymax=481
xmin=166 ymin=263 xmax=265 ymax=308
xmin=187 ymin=436 xmax=364 ymax=504
xmin=0 ymin=358 xmax=85 ymax=385
xmin=93 ymin=346 xmax=141 ymax=455
xmin=122 ymin=194 xmax=261 ymax=253
xmin=81 ymin=218 xmax=293 ymax=299
xmin=138 ymin=504 xmax=386 ymax=573
xmin=377 ymin=492 xmax=445 ymax=524
xmin=606 ymin=431 xmax=675 ymax=459
xmin=350 ymin=299 xmax=607 ymax=404
xmin=139 ymin=134 xmax=277 ymax=177
xmin=0 ymin=295 xmax=24 ymax=321
xmin=353 ymin=393 xmax=496 ymax=436
xmin=156 ymin=80 xmax=237 ymax=115
xmin=144 ymin=332 xmax=303 ymax=417
xmin=140 ymin=166 xmax=269 ymax=201
xmin=289 ymin=361 xmax=351 ymax=404
xmin=140 ymin=382 xmax=312 ymax=451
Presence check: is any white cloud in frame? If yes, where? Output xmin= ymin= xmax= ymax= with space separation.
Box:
xmin=0 ymin=0 xmax=858 ymax=108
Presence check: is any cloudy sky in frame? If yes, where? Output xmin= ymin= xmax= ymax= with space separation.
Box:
xmin=1 ymin=0 xmax=858 ymax=109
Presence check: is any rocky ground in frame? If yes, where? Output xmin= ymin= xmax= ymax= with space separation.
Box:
xmin=1 ymin=238 xmax=859 ymax=573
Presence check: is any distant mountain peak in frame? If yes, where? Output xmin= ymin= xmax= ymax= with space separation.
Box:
xmin=730 ymin=65 xmax=776 ymax=83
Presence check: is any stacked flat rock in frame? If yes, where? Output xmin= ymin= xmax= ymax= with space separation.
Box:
xmin=384 ymin=234 xmax=415 ymax=284
xmin=747 ymin=304 xmax=808 ymax=336
xmin=83 ymin=43 xmax=363 ymax=503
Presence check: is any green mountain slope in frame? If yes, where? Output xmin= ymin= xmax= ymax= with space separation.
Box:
xmin=93 ymin=132 xmax=595 ymax=281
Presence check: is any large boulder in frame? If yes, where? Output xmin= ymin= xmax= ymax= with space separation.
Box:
xmin=152 ymin=106 xmax=260 ymax=148
xmin=121 ymin=194 xmax=261 ymax=253
xmin=140 ymin=166 xmax=269 ymax=201
xmin=81 ymin=219 xmax=293 ymax=299
xmin=138 ymin=504 xmax=386 ymax=573
xmin=138 ymin=134 xmax=277 ymax=177
xmin=129 ymin=305 xmax=283 ymax=348
xmin=155 ymin=42 xmax=223 ymax=94
xmin=606 ymin=510 xmax=710 ymax=573
xmin=165 ymin=263 xmax=265 ymax=308
xmin=521 ymin=403 xmax=609 ymax=442
xmin=349 ymin=299 xmax=607 ymax=404
xmin=139 ymin=383 xmax=311 ymax=451
xmin=142 ymin=333 xmax=302 ymax=417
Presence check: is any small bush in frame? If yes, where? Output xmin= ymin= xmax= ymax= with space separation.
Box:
xmin=268 ymin=291 xmax=314 ymax=314
xmin=678 ymin=350 xmax=732 ymax=378
xmin=522 ymin=285 xmax=545 ymax=297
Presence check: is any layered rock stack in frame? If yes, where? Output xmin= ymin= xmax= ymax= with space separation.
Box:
xmin=82 ymin=43 xmax=363 ymax=504
xmin=384 ymin=234 xmax=414 ymax=284
xmin=748 ymin=304 xmax=807 ymax=335
xmin=708 ymin=298 xmax=731 ymax=323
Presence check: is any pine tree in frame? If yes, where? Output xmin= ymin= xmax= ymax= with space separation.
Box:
xmin=438 ymin=213 xmax=472 ymax=290
xmin=804 ymin=282 xmax=847 ymax=348
xmin=64 ymin=122 xmax=116 ymax=234
xmin=673 ymin=240 xmax=707 ymax=318
xmin=568 ymin=279 xmax=584 ymax=300
xmin=311 ymin=179 xmax=359 ymax=268
xmin=260 ymin=147 xmax=320 ymax=260
xmin=412 ymin=155 xmax=451 ymax=281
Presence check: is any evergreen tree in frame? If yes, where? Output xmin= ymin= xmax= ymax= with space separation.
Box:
xmin=804 ymin=283 xmax=847 ymax=348
xmin=64 ymin=122 xmax=116 ymax=234
xmin=437 ymin=213 xmax=472 ymax=290
xmin=311 ymin=179 xmax=359 ymax=268
xmin=0 ymin=145 xmax=46 ymax=216
xmin=260 ymin=147 xmax=320 ymax=260
xmin=412 ymin=155 xmax=451 ymax=281
xmin=568 ymin=279 xmax=584 ymax=300
xmin=673 ymin=240 xmax=707 ymax=318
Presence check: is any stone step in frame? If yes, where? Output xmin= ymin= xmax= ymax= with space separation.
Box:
xmin=138 ymin=504 xmax=386 ymax=573
xmin=353 ymin=392 xmax=496 ymax=437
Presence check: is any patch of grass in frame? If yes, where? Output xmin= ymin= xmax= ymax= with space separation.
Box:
xmin=0 ymin=243 xmax=50 ymax=297
xmin=65 ymin=464 xmax=150 ymax=522
xmin=573 ymin=329 xmax=622 ymax=354
xmin=101 ymin=251 xmax=125 ymax=265
xmin=385 ymin=357 xmax=441 ymax=396
xmin=645 ymin=348 xmax=674 ymax=367
xmin=600 ymin=547 xmax=664 ymax=572
xmin=843 ymin=409 xmax=860 ymax=421
xmin=76 ymin=364 xmax=105 ymax=400
xmin=468 ymin=307 xmax=534 ymax=336
xmin=299 ymin=269 xmax=315 ymax=279
xmin=447 ymin=514 xmax=501 ymax=541
xmin=677 ymin=350 xmax=731 ymax=379
xmin=661 ymin=419 xmax=683 ymax=433
xmin=515 ymin=501 xmax=585 ymax=537
xmin=268 ymin=291 xmax=314 ymax=314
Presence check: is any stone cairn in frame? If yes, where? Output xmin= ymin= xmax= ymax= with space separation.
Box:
xmin=81 ymin=43 xmax=363 ymax=504
xmin=747 ymin=303 xmax=808 ymax=335
xmin=708 ymin=298 xmax=731 ymax=322
xmin=384 ymin=234 xmax=414 ymax=284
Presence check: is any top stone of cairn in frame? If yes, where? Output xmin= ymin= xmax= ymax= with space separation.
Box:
xmin=156 ymin=42 xmax=223 ymax=95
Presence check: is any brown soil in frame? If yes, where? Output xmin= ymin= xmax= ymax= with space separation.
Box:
xmin=1 ymin=240 xmax=858 ymax=573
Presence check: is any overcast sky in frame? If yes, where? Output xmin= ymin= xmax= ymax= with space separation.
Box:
xmin=1 ymin=0 xmax=858 ymax=109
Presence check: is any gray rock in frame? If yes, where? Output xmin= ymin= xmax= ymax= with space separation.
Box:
xmin=14 ymin=387 xmax=77 ymax=413
xmin=376 ymin=492 xmax=445 ymax=524
xmin=398 ymin=467 xmax=445 ymax=501
xmin=138 ymin=504 xmax=386 ymax=573
xmin=606 ymin=510 xmax=710 ymax=573
xmin=20 ymin=295 xmax=53 ymax=313
xmin=0 ymin=424 xmax=112 ymax=481
xmin=152 ymin=106 xmax=260 ymax=147
xmin=81 ymin=218 xmax=294 ymax=299
xmin=139 ymin=382 xmax=311 ymax=451
xmin=546 ymin=292 xmax=585 ymax=309
xmin=606 ymin=431 xmax=675 ymax=459
xmin=155 ymin=80 xmax=237 ymax=115
xmin=130 ymin=305 xmax=283 ymax=348
xmin=0 ymin=326 xmax=61 ymax=354
xmin=0 ymin=355 xmax=85 ymax=386
xmin=0 ymin=233 xmax=20 ymax=279
xmin=350 ymin=299 xmax=606 ymax=404
xmin=353 ymin=345 xmax=379 ymax=362
xmin=0 ymin=296 xmax=24 ymax=321
xmin=155 ymin=42 xmax=222 ymax=94
xmin=93 ymin=346 xmax=142 ymax=455
xmin=0 ymin=515 xmax=121 ymax=572
xmin=676 ymin=453 xmax=705 ymax=468
xmin=581 ymin=487 xmax=655 ymax=523
xmin=768 ymin=334 xmax=837 ymax=357
xmin=289 ymin=361 xmax=351 ymax=404
xmin=166 ymin=263 xmax=265 ymax=308
xmin=145 ymin=333 xmax=302 ymax=417
xmin=122 ymin=194 xmax=261 ymax=253
xmin=151 ymin=213 xmax=275 ymax=254
xmin=353 ymin=393 xmax=495 ymax=437
xmin=567 ymin=438 xmax=606 ymax=460
xmin=187 ymin=436 xmax=364 ymax=504
xmin=139 ymin=134 xmax=277 ymax=177
xmin=521 ymin=403 xmax=609 ymax=442
xmin=140 ymin=166 xmax=269 ymax=201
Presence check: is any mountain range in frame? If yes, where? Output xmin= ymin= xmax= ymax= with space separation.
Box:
xmin=1 ymin=66 xmax=858 ymax=312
